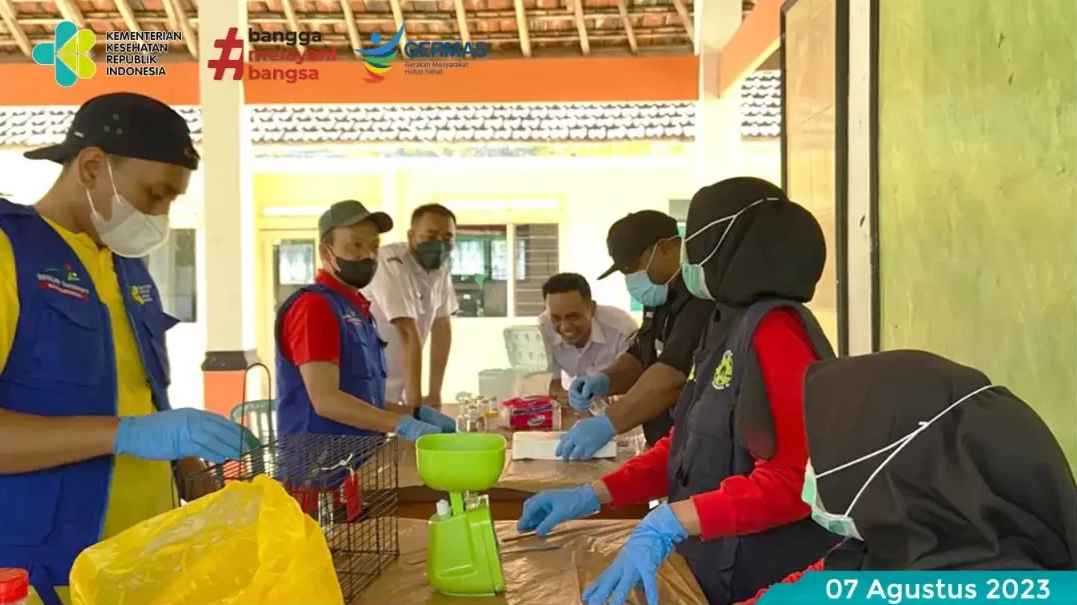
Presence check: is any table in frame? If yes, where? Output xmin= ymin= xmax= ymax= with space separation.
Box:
xmin=397 ymin=405 xmax=651 ymax=521
xmin=352 ymin=519 xmax=707 ymax=605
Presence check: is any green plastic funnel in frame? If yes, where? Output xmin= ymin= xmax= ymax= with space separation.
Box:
xmin=416 ymin=433 xmax=507 ymax=493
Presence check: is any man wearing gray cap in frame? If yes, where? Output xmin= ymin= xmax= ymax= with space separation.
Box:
xmin=274 ymin=200 xmax=456 ymax=443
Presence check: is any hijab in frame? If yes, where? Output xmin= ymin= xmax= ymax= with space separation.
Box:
xmin=805 ymin=350 xmax=1077 ymax=570
xmin=683 ymin=176 xmax=826 ymax=307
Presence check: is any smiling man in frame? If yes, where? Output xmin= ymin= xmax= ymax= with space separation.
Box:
xmin=0 ymin=93 xmax=254 ymax=605
xmin=538 ymin=273 xmax=637 ymax=405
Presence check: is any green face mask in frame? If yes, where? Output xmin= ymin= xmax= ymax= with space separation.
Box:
xmin=679 ymin=197 xmax=775 ymax=301
xmin=415 ymin=241 xmax=452 ymax=270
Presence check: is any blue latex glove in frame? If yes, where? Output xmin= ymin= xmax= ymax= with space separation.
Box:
xmin=114 ymin=409 xmax=258 ymax=464
xmin=556 ymin=414 xmax=616 ymax=461
xmin=394 ymin=415 xmax=443 ymax=442
xmin=517 ymin=484 xmax=602 ymax=537
xmin=568 ymin=373 xmax=611 ymax=412
xmin=417 ymin=406 xmax=457 ymax=433
xmin=583 ymin=503 xmax=689 ymax=605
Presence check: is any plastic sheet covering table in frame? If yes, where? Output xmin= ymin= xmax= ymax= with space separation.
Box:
xmin=398 ymin=405 xmax=646 ymax=493
xmin=351 ymin=519 xmax=707 ymax=605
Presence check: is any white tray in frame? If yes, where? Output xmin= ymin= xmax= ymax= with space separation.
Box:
xmin=511 ymin=431 xmax=618 ymax=460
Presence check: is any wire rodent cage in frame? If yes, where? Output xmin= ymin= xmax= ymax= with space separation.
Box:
xmin=185 ymin=433 xmax=399 ymax=602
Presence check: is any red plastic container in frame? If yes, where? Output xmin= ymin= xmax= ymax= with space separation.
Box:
xmin=0 ymin=568 xmax=28 ymax=605
xmin=499 ymin=395 xmax=557 ymax=431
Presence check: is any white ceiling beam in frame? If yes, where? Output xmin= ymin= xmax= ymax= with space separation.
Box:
xmin=453 ymin=0 xmax=471 ymax=43
xmin=0 ymin=0 xmax=32 ymax=58
xmin=670 ymin=0 xmax=695 ymax=48
xmin=571 ymin=0 xmax=590 ymax=56
xmin=338 ymin=0 xmax=363 ymax=57
xmin=387 ymin=0 xmax=408 ymax=54
xmin=614 ymin=0 xmax=637 ymax=54
xmin=162 ymin=0 xmax=198 ymax=59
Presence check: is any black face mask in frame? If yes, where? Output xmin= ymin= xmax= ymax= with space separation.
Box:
xmin=333 ymin=255 xmax=377 ymax=289
xmin=415 ymin=241 xmax=452 ymax=271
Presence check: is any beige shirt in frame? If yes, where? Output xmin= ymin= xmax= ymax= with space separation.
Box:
xmin=538 ymin=304 xmax=638 ymax=389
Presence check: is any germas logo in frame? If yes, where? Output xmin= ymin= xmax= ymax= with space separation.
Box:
xmin=358 ymin=27 xmax=488 ymax=83
xmin=356 ymin=27 xmax=404 ymax=83
xmin=32 ymin=20 xmax=96 ymax=87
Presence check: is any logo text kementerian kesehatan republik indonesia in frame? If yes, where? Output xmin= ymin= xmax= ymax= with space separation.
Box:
xmin=104 ymin=30 xmax=182 ymax=76
xmin=357 ymin=27 xmax=487 ymax=83
xmin=246 ymin=28 xmax=337 ymax=82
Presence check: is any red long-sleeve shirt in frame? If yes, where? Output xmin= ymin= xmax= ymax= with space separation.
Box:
xmin=600 ymin=308 xmax=818 ymax=541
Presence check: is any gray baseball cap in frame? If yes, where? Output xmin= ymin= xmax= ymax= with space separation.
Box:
xmin=318 ymin=200 xmax=393 ymax=238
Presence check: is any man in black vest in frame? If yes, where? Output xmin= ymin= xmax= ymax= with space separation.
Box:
xmin=520 ymin=178 xmax=840 ymax=605
xmin=556 ymin=210 xmax=715 ymax=460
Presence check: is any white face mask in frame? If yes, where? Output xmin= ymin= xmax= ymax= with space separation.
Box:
xmin=85 ymin=159 xmax=170 ymax=258
xmin=802 ymin=383 xmax=998 ymax=541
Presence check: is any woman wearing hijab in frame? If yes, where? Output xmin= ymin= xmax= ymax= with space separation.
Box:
xmin=737 ymin=350 xmax=1077 ymax=604
xmin=516 ymin=177 xmax=840 ymax=605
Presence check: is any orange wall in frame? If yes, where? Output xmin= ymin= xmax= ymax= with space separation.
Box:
xmin=0 ymin=55 xmax=699 ymax=106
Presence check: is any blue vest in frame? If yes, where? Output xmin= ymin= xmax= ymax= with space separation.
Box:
xmin=0 ymin=199 xmax=176 ymax=605
xmin=275 ymin=284 xmax=387 ymax=437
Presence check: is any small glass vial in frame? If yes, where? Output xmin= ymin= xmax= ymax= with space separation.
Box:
xmin=482 ymin=397 xmax=500 ymax=428
xmin=589 ymin=395 xmax=609 ymax=416
xmin=466 ymin=404 xmax=485 ymax=432
xmin=0 ymin=568 xmax=29 ymax=605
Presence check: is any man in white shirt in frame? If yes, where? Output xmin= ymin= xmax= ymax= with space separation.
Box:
xmin=364 ymin=204 xmax=458 ymax=409
xmin=537 ymin=273 xmax=638 ymax=405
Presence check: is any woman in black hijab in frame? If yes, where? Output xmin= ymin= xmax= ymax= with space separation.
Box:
xmin=738 ymin=350 xmax=1077 ymax=604
xmin=519 ymin=177 xmax=842 ymax=605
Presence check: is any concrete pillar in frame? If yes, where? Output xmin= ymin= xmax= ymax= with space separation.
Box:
xmin=197 ymin=0 xmax=260 ymax=417
xmin=696 ymin=0 xmax=743 ymax=188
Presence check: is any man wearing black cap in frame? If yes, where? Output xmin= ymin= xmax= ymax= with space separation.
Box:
xmin=556 ymin=210 xmax=716 ymax=461
xmin=274 ymin=200 xmax=456 ymax=444
xmin=0 ymin=92 xmax=255 ymax=605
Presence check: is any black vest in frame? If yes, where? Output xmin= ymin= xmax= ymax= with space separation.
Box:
xmin=666 ymin=299 xmax=840 ymax=604
xmin=634 ymin=287 xmax=694 ymax=444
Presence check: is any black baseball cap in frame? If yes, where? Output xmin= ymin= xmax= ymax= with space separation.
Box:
xmin=319 ymin=200 xmax=394 ymax=239
xmin=23 ymin=92 xmax=199 ymax=170
xmin=598 ymin=210 xmax=680 ymax=279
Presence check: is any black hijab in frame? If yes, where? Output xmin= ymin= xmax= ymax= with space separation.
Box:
xmin=805 ymin=350 xmax=1077 ymax=570
xmin=683 ymin=177 xmax=826 ymax=306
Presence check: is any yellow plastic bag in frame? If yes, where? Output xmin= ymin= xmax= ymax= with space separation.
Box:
xmin=70 ymin=475 xmax=344 ymax=605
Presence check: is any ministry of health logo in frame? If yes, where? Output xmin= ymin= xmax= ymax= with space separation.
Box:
xmin=356 ymin=27 xmax=404 ymax=84
xmin=32 ymin=20 xmax=96 ymax=87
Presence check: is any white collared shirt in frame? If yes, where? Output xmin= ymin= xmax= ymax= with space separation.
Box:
xmin=363 ymin=241 xmax=458 ymax=403
xmin=538 ymin=304 xmax=638 ymax=389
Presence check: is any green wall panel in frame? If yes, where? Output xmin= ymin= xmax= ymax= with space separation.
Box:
xmin=877 ymin=0 xmax=1077 ymax=468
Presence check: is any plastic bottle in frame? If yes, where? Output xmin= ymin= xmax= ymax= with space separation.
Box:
xmin=0 ymin=568 xmax=29 ymax=605
xmin=435 ymin=499 xmax=451 ymax=519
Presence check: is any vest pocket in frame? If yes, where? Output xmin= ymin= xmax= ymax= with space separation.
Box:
xmin=134 ymin=313 xmax=171 ymax=388
xmin=0 ymin=472 xmax=61 ymax=544
xmin=32 ymin=295 xmax=105 ymax=387
xmin=346 ymin=323 xmax=383 ymax=379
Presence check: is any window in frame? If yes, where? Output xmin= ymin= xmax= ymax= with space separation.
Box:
xmin=451 ymin=226 xmax=509 ymax=317
xmin=449 ymin=223 xmax=559 ymax=318
xmin=514 ymin=224 xmax=558 ymax=317
xmin=146 ymin=228 xmax=197 ymax=322
xmin=272 ymin=239 xmax=317 ymax=313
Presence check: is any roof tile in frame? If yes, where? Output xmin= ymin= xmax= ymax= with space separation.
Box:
xmin=0 ymin=71 xmax=780 ymax=146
